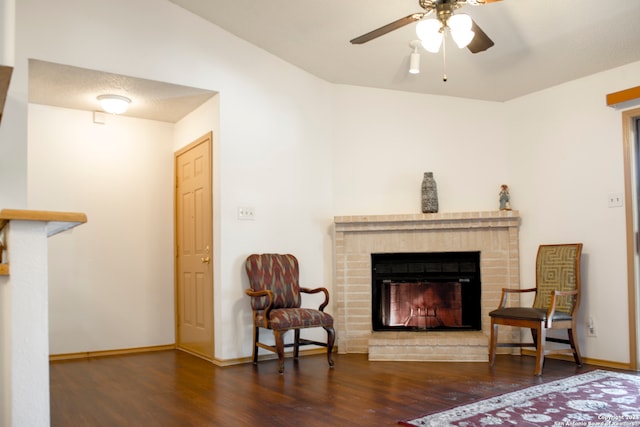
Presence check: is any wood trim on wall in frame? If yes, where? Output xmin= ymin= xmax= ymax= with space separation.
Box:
xmin=521 ymin=350 xmax=634 ymax=371
xmin=49 ymin=344 xmax=176 ymax=362
xmin=607 ymin=86 xmax=640 ymax=107
xmin=204 ymin=347 xmax=335 ymax=367
xmin=50 ymin=345 xmax=334 ymax=367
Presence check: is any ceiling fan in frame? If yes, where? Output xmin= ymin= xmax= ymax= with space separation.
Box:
xmin=350 ymin=0 xmax=501 ymax=54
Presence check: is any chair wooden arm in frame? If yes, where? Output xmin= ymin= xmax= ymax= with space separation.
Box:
xmin=545 ymin=289 xmax=578 ymax=327
xmin=300 ymin=287 xmax=330 ymax=312
xmin=245 ymin=289 xmax=275 ymax=322
xmin=497 ymin=287 xmax=537 ymax=309
xmin=245 ymin=288 xmax=273 ymax=299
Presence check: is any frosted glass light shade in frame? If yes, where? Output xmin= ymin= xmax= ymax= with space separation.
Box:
xmin=97 ymin=94 xmax=131 ymax=114
xmin=416 ymin=18 xmax=441 ymax=39
xmin=421 ymin=34 xmax=443 ymax=53
xmin=447 ymin=14 xmax=472 ymax=32
xmin=451 ymin=29 xmax=475 ymax=48
xmin=416 ymin=19 xmax=443 ymax=53
xmin=448 ymin=14 xmax=475 ymax=48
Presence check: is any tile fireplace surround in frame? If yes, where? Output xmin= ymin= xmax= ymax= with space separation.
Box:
xmin=333 ymin=211 xmax=521 ymax=362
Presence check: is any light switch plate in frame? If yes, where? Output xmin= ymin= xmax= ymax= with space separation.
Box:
xmin=607 ymin=193 xmax=623 ymax=208
xmin=237 ymin=207 xmax=256 ymax=220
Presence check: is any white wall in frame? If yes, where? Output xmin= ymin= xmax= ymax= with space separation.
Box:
xmin=3 ymin=220 xmax=52 ymax=427
xmin=332 ymin=85 xmax=508 ymax=215
xmin=4 ymin=0 xmax=636 ymax=370
xmin=28 ymin=105 xmax=175 ymax=354
xmin=218 ymin=73 xmax=335 ymax=356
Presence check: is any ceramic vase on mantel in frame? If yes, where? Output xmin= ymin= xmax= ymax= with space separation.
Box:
xmin=421 ymin=172 xmax=439 ymax=213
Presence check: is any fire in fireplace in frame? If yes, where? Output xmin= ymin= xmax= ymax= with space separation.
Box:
xmin=371 ymin=252 xmax=481 ymax=331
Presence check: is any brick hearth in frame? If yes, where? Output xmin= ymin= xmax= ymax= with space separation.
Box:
xmin=333 ymin=211 xmax=521 ymax=362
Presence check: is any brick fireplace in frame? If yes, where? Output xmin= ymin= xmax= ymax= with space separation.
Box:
xmin=333 ymin=211 xmax=521 ymax=362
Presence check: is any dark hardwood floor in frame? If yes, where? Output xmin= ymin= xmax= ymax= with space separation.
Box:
xmin=50 ymin=350 xmax=604 ymax=426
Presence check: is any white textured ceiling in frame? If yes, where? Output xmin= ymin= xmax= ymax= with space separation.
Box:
xmin=168 ymin=0 xmax=640 ymax=102
xmin=28 ymin=60 xmax=216 ymax=123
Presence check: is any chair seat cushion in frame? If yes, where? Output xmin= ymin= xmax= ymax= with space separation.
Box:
xmin=489 ymin=307 xmax=572 ymax=322
xmin=257 ymin=308 xmax=334 ymax=330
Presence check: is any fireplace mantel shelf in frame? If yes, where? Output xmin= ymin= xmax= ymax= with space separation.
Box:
xmin=334 ymin=210 xmax=520 ymax=232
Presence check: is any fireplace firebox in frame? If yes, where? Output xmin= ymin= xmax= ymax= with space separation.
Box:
xmin=371 ymin=252 xmax=481 ymax=331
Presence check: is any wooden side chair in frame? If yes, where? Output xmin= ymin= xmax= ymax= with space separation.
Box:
xmin=244 ymin=253 xmax=335 ymax=373
xmin=489 ymin=243 xmax=583 ymax=376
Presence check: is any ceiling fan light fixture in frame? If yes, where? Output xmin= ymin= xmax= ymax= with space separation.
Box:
xmin=97 ymin=94 xmax=131 ymax=115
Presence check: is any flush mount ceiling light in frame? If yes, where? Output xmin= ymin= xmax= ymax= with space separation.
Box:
xmin=97 ymin=94 xmax=131 ymax=114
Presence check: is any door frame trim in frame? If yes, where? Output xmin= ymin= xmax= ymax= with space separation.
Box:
xmin=622 ymin=107 xmax=640 ymax=371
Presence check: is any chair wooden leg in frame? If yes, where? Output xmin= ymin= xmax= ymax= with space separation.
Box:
xmin=252 ymin=326 xmax=259 ymax=365
xmin=534 ymin=323 xmax=545 ymax=376
xmin=324 ymin=326 xmax=335 ymax=368
xmin=489 ymin=321 xmax=498 ymax=366
xmin=567 ymin=327 xmax=583 ymax=367
xmin=273 ymin=329 xmax=286 ymax=374
xmin=293 ymin=329 xmax=300 ymax=359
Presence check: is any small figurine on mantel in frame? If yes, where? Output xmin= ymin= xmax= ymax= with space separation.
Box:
xmin=499 ymin=184 xmax=512 ymax=211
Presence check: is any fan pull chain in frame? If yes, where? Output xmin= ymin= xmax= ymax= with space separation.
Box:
xmin=442 ymin=35 xmax=447 ymax=82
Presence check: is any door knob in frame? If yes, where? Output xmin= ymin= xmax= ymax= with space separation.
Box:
xmin=201 ymin=256 xmax=211 ymax=264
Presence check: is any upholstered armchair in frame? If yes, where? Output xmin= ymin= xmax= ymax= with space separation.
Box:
xmin=245 ymin=253 xmax=335 ymax=373
xmin=489 ymin=243 xmax=583 ymax=376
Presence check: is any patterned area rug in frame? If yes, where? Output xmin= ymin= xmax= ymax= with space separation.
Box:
xmin=399 ymin=370 xmax=640 ymax=427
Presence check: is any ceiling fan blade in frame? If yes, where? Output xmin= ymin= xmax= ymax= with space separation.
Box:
xmin=350 ymin=13 xmax=425 ymax=44
xmin=467 ymin=19 xmax=494 ymax=53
